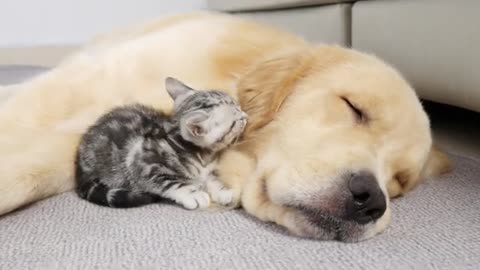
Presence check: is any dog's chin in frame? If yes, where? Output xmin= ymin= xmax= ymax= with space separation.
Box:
xmin=284 ymin=202 xmax=390 ymax=242
xmin=269 ymin=172 xmax=391 ymax=242
xmin=283 ymin=205 xmax=384 ymax=242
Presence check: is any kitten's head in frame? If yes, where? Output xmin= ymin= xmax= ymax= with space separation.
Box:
xmin=165 ymin=77 xmax=247 ymax=151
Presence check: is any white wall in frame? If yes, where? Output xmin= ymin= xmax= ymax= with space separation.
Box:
xmin=0 ymin=0 xmax=207 ymax=47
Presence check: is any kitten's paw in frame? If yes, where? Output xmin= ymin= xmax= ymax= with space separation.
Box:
xmin=211 ymin=188 xmax=233 ymax=206
xmin=179 ymin=189 xmax=210 ymax=210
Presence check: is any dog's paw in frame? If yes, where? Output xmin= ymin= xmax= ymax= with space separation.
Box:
xmin=168 ymin=185 xmax=210 ymax=210
xmin=228 ymin=188 xmax=242 ymax=208
xmin=206 ymin=179 xmax=240 ymax=207
xmin=179 ymin=189 xmax=211 ymax=210
xmin=210 ymin=188 xmax=234 ymax=206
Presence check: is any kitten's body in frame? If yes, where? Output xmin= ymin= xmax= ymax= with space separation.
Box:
xmin=75 ymin=78 xmax=247 ymax=209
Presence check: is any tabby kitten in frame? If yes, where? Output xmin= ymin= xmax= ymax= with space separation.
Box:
xmin=75 ymin=77 xmax=247 ymax=209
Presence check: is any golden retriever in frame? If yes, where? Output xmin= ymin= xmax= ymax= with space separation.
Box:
xmin=0 ymin=12 xmax=449 ymax=241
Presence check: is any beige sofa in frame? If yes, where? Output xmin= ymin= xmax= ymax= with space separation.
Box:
xmin=208 ymin=0 xmax=480 ymax=113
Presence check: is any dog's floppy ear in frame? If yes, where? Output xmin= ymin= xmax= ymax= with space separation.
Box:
xmin=422 ymin=144 xmax=452 ymax=178
xmin=237 ymin=49 xmax=313 ymax=135
xmin=388 ymin=145 xmax=452 ymax=198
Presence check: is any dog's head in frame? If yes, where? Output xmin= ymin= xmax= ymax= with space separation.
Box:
xmin=236 ymin=46 xmax=450 ymax=241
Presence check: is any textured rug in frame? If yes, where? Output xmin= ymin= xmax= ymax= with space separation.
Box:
xmin=1 ymin=67 xmax=479 ymax=270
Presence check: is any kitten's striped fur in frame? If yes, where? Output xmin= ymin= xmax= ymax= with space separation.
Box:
xmin=75 ymin=78 xmax=247 ymax=209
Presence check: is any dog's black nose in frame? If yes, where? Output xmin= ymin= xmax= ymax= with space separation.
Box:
xmin=345 ymin=171 xmax=386 ymax=224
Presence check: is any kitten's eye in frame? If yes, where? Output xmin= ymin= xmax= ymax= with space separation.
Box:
xmin=341 ymin=97 xmax=367 ymax=123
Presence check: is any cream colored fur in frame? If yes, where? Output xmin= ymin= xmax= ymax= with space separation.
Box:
xmin=0 ymin=12 xmax=449 ymax=240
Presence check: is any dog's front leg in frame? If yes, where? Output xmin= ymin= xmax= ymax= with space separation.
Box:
xmin=0 ymin=131 xmax=80 ymax=215
xmin=240 ymin=167 xmax=310 ymax=237
xmin=215 ymin=148 xmax=256 ymax=208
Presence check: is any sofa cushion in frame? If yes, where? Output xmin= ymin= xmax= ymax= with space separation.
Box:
xmin=352 ymin=0 xmax=480 ymax=113
xmin=207 ymin=0 xmax=355 ymax=12
xmin=239 ymin=4 xmax=351 ymax=46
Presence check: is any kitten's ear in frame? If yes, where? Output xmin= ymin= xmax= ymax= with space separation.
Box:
xmin=184 ymin=112 xmax=209 ymax=137
xmin=165 ymin=77 xmax=195 ymax=101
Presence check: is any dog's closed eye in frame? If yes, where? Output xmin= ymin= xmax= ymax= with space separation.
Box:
xmin=341 ymin=97 xmax=368 ymax=124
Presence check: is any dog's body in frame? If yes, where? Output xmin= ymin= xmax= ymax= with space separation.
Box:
xmin=0 ymin=12 xmax=449 ymax=241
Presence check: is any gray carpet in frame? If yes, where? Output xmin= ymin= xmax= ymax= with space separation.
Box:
xmin=0 ymin=65 xmax=46 ymax=85
xmin=1 ymin=67 xmax=479 ymax=270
